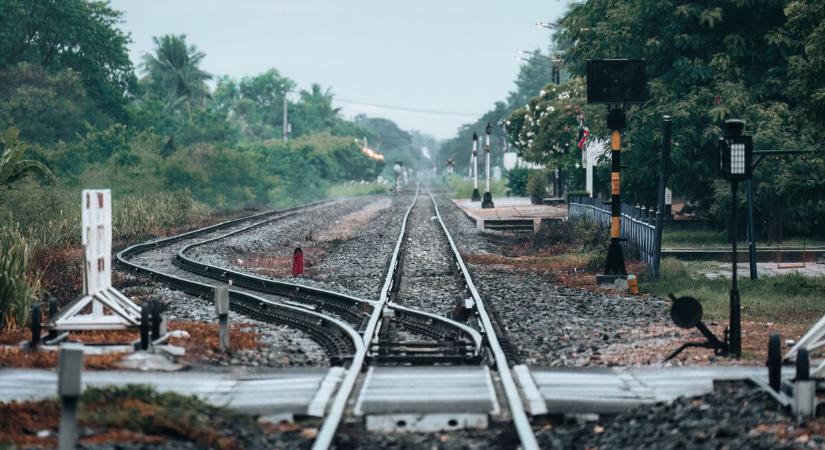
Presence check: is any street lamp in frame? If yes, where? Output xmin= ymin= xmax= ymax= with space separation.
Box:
xmin=482 ymin=123 xmax=495 ymax=208
xmin=718 ymin=118 xmax=753 ymax=358
xmin=471 ymin=132 xmax=481 ymax=201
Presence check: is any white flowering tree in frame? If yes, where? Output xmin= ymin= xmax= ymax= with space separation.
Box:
xmin=504 ymin=77 xmax=605 ymax=179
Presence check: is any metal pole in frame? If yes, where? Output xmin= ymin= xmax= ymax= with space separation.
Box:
xmin=473 ymin=140 xmax=478 ymax=189
xmin=282 ymin=91 xmax=289 ymax=142
xmin=485 ymin=133 xmax=491 ymax=192
xmin=653 ymin=116 xmax=672 ymax=279
xmin=746 ymin=179 xmax=757 ymax=280
xmin=471 ymin=133 xmax=480 ymax=201
xmin=730 ymin=180 xmax=741 ymax=358
xmin=603 ymin=108 xmax=627 ymax=276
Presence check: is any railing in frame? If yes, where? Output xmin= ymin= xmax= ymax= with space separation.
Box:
xmin=568 ymin=196 xmax=660 ymax=268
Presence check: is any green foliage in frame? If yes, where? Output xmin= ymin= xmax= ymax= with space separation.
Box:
xmin=212 ymin=69 xmax=294 ymax=142
xmin=0 ymin=63 xmax=98 ymax=143
xmin=0 ymin=228 xmax=40 ymax=330
xmin=644 ymin=258 xmax=825 ymax=323
xmin=140 ymin=34 xmax=212 ymax=118
xmin=506 ymin=167 xmax=531 ymax=196
xmin=526 ymin=170 xmax=548 ymax=203
xmin=503 ymin=0 xmax=825 ymax=240
xmin=0 ymin=128 xmax=54 ymax=186
xmin=447 ymin=177 xmax=507 ymax=199
xmin=0 ymin=0 xmax=136 ymax=124
xmin=326 ymin=181 xmax=390 ymax=198
xmin=505 ymin=77 xmax=603 ymax=172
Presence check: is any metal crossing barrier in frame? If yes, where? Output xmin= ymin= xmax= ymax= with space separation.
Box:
xmin=569 ymin=196 xmax=660 ymax=268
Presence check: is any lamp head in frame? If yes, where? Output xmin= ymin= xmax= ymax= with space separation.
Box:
xmin=718 ymin=119 xmax=752 ymax=181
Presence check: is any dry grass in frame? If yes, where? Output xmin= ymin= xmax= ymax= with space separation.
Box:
xmin=0 ymin=321 xmax=262 ymax=369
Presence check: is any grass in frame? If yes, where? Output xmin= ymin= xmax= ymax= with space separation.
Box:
xmin=0 ymin=229 xmax=40 ymax=329
xmin=642 ymin=257 xmax=825 ymax=324
xmin=447 ymin=176 xmax=509 ymax=199
xmin=326 ymin=181 xmax=389 ymax=198
xmin=0 ymin=385 xmax=248 ymax=449
xmin=663 ymin=229 xmax=825 ymax=248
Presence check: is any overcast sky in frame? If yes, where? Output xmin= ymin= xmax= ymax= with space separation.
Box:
xmin=109 ymin=0 xmax=567 ymax=140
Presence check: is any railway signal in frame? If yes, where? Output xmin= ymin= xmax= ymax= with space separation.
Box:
xmin=471 ymin=132 xmax=481 ymax=202
xmin=482 ymin=123 xmax=495 ymax=209
xmin=586 ymin=58 xmax=646 ymax=286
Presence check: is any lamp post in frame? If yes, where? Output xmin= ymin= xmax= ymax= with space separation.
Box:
xmin=471 ymin=132 xmax=481 ymax=201
xmin=718 ymin=119 xmax=753 ymax=358
xmin=482 ymin=123 xmax=495 ymax=208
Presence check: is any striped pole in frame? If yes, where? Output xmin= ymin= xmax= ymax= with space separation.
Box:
xmin=604 ymin=109 xmax=627 ymax=275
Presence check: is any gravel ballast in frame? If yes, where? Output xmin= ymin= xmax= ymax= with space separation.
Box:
xmin=394 ymin=194 xmax=463 ymax=317
xmin=191 ymin=195 xmax=409 ymax=301
xmin=536 ymin=383 xmax=822 ymax=449
xmin=434 ymin=193 xmax=670 ymax=366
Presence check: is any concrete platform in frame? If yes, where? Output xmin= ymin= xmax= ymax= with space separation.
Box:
xmin=0 ymin=365 xmax=781 ymax=422
xmin=0 ymin=367 xmax=344 ymax=418
xmin=452 ymin=197 xmax=566 ymax=232
xmin=353 ymin=366 xmax=500 ymax=432
xmin=514 ymin=365 xmax=791 ymax=416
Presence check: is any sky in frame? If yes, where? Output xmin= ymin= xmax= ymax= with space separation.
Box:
xmin=109 ymin=0 xmax=568 ymax=140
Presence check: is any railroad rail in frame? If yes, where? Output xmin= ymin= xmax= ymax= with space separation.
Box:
xmin=118 ymin=192 xmax=538 ymax=449
xmin=116 ymin=201 xmax=364 ymax=365
xmin=311 ymin=187 xmax=539 ymax=450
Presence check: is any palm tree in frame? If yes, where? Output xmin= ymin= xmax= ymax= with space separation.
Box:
xmin=298 ymin=83 xmax=342 ymax=128
xmin=0 ymin=128 xmax=55 ymax=187
xmin=141 ymin=34 xmax=212 ymax=119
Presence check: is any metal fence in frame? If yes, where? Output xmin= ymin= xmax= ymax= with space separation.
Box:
xmin=568 ymin=196 xmax=660 ymax=267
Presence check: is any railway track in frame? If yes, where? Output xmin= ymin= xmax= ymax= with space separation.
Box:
xmin=117 ymin=191 xmax=539 ymax=449
xmin=312 ymin=186 xmax=539 ymax=450
xmin=116 ymin=201 xmax=366 ymax=365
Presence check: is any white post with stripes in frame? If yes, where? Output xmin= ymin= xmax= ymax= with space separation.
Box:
xmin=50 ymin=190 xmax=141 ymax=330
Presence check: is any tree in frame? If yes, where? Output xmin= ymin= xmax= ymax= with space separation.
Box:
xmin=212 ymin=70 xmax=296 ymax=141
xmin=141 ymin=34 xmax=212 ymax=119
xmin=0 ymin=63 xmax=96 ymax=144
xmin=0 ymin=0 xmax=136 ymax=124
xmin=0 ymin=128 xmax=55 ymax=187
xmin=537 ymin=0 xmax=825 ymax=238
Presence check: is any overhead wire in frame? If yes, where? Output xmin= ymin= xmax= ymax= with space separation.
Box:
xmin=333 ymin=98 xmax=482 ymax=117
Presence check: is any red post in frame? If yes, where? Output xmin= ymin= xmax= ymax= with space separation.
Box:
xmin=292 ymin=247 xmax=304 ymax=277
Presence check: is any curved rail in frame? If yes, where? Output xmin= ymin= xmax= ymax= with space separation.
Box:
xmin=428 ymin=187 xmax=539 ymax=450
xmin=173 ymin=212 xmax=376 ymax=326
xmin=116 ymin=201 xmax=363 ymax=365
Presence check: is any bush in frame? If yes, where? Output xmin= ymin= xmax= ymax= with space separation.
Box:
xmin=506 ymin=167 xmax=530 ymax=196
xmin=526 ymin=171 xmax=548 ymax=204
xmin=0 ymin=229 xmax=41 ymax=329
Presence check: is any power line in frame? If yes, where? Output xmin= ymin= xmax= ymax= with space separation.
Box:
xmin=334 ymin=98 xmax=482 ymax=117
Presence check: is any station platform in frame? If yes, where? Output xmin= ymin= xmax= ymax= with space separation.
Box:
xmin=452 ymin=197 xmax=566 ymax=232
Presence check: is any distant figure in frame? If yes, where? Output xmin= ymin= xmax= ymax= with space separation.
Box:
xmin=393 ymin=162 xmax=403 ymax=192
